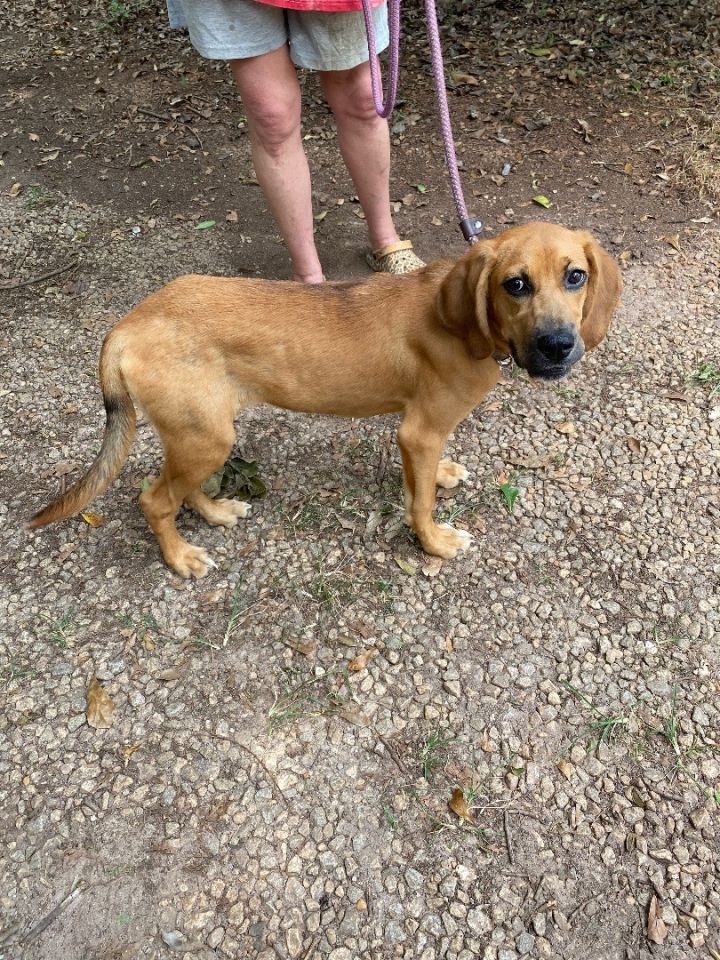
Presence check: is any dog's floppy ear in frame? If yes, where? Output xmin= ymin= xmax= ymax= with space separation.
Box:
xmin=580 ymin=234 xmax=623 ymax=351
xmin=436 ymin=243 xmax=496 ymax=359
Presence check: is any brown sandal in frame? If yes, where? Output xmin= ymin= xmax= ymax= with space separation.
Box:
xmin=365 ymin=239 xmax=425 ymax=275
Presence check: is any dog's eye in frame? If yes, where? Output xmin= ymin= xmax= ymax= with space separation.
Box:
xmin=503 ymin=277 xmax=530 ymax=297
xmin=565 ymin=268 xmax=587 ymax=289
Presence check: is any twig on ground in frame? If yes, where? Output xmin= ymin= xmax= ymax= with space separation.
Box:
xmin=21 ymin=881 xmax=85 ymax=945
xmin=0 ymin=260 xmax=78 ymax=291
xmin=503 ymin=809 xmax=515 ymax=865
xmin=198 ymin=728 xmax=290 ymax=809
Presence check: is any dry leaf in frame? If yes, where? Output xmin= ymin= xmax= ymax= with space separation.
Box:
xmin=557 ymin=758 xmax=574 ymax=780
xmin=623 ymin=161 xmax=634 ymax=175
xmin=225 ymin=210 xmax=239 ymax=222
xmin=8 ymin=182 xmax=23 ymax=197
xmin=40 ymin=148 xmax=60 ymax=163
xmin=448 ymin=787 xmax=475 ymax=823
xmin=575 ymin=118 xmax=592 ymax=143
xmin=81 ymin=511 xmax=105 ymax=528
xmin=647 ymin=895 xmax=668 ymax=944
xmin=338 ymin=702 xmax=369 ymax=726
xmin=284 ymin=636 xmax=318 ymax=657
xmin=627 ymin=437 xmax=642 ymax=453
xmin=348 ymin=648 xmax=377 ymax=672
xmin=156 ymin=668 xmax=182 ymax=682
xmin=394 ymin=555 xmax=417 ymax=576
xmin=661 ymin=234 xmax=681 ymax=253
xmin=450 ymin=71 xmax=479 ymax=85
xmin=484 ymin=399 xmax=504 ymax=412
xmin=86 ymin=676 xmax=115 ymax=729
xmin=664 ymin=389 xmax=688 ymax=402
xmin=555 ymin=421 xmax=576 ymax=435
xmin=122 ymin=742 xmax=142 ymax=762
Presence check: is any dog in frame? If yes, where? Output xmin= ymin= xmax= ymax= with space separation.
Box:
xmin=29 ymin=222 xmax=622 ymax=578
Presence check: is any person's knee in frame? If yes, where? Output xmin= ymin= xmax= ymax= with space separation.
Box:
xmin=324 ymin=65 xmax=379 ymax=125
xmin=246 ymin=97 xmax=301 ymax=154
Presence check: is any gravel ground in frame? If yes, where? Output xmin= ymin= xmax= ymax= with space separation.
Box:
xmin=1 ymin=183 xmax=719 ymax=960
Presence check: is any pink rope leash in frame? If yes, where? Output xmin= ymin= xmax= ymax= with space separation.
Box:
xmin=362 ymin=0 xmax=482 ymax=244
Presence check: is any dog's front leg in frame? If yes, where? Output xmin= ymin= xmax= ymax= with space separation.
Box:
xmin=397 ymin=416 xmax=472 ymax=560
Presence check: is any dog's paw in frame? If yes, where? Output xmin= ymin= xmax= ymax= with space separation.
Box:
xmin=213 ymin=498 xmax=252 ymax=528
xmin=170 ymin=543 xmax=217 ymax=579
xmin=421 ymin=523 xmax=473 ymax=560
xmin=436 ymin=459 xmax=469 ymax=489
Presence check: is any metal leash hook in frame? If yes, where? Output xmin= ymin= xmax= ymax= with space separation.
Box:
xmin=362 ymin=0 xmax=483 ymax=244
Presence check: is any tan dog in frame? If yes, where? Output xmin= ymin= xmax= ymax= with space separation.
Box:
xmin=29 ymin=223 xmax=622 ymax=578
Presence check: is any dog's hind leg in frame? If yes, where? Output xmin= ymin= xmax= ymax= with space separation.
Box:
xmin=184 ymin=490 xmax=251 ymax=528
xmin=436 ymin=459 xmax=469 ymax=489
xmin=139 ymin=419 xmax=236 ymax=579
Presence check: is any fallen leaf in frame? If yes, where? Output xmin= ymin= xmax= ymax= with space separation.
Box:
xmin=526 ymin=46 xmax=555 ymax=58
xmin=348 ymin=648 xmax=377 ymax=672
xmin=448 ymin=787 xmax=475 ymax=823
xmin=225 ymin=210 xmax=238 ymax=222
xmin=156 ymin=668 xmax=182 ymax=682
xmin=8 ymin=182 xmax=22 ymax=197
xmin=627 ymin=437 xmax=642 ymax=453
xmin=195 ymin=219 xmax=216 ymax=230
xmin=555 ymin=421 xmax=576 ymax=435
xmin=664 ymin=390 xmax=688 ymax=402
xmin=575 ymin=119 xmax=592 ymax=143
xmin=557 ymin=758 xmax=574 ymax=780
xmin=623 ymin=161 xmax=634 ymax=175
xmin=284 ymin=636 xmax=318 ymax=657
xmin=81 ymin=511 xmax=105 ymax=528
xmin=122 ymin=742 xmax=142 ymax=762
xmin=449 ymin=71 xmax=479 ymax=85
xmin=647 ymin=895 xmax=668 ymax=944
xmin=338 ymin=702 xmax=369 ymax=726
xmin=394 ymin=555 xmax=417 ymax=576
xmin=532 ymin=194 xmax=552 ymax=209
xmin=40 ymin=148 xmax=60 ymax=163
xmin=86 ymin=676 xmax=115 ymax=729
xmin=661 ymin=233 xmax=681 ymax=252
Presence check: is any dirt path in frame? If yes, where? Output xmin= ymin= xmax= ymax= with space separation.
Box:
xmin=1 ymin=3 xmax=719 ymax=959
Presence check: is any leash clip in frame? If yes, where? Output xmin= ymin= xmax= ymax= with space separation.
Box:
xmin=460 ymin=217 xmax=483 ymax=242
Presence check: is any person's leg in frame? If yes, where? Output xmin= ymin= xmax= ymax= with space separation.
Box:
xmin=229 ymin=47 xmax=324 ymax=283
xmin=320 ymin=62 xmax=398 ymax=252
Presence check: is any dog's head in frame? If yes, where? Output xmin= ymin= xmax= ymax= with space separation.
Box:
xmin=436 ymin=222 xmax=622 ymax=380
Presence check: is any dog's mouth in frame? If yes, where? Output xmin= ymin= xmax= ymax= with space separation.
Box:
xmin=510 ymin=329 xmax=584 ymax=381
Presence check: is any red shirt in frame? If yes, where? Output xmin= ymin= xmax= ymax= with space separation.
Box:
xmin=253 ymin=0 xmax=384 ymax=11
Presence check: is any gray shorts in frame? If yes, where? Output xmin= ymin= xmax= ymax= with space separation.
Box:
xmin=166 ymin=0 xmax=389 ymax=71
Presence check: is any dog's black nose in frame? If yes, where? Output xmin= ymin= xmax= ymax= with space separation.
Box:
xmin=536 ymin=330 xmax=576 ymax=362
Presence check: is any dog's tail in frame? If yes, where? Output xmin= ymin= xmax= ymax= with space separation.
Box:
xmin=28 ymin=330 xmax=136 ymax=529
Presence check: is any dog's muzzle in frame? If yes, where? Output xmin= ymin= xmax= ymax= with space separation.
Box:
xmin=516 ymin=325 xmax=585 ymax=380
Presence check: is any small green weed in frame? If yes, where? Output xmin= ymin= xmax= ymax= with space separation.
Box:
xmin=420 ymin=730 xmax=452 ymax=781
xmin=104 ymin=0 xmax=147 ymax=26
xmin=42 ymin=609 xmax=76 ymax=648
xmin=687 ymin=362 xmax=720 ymax=398
xmin=267 ymin=667 xmax=348 ymax=733
xmin=383 ymin=804 xmax=399 ymax=830
xmin=560 ymin=680 xmax=629 ymax=753
xmin=495 ymin=471 xmax=522 ymax=514
xmin=25 ymin=186 xmax=58 ymax=210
